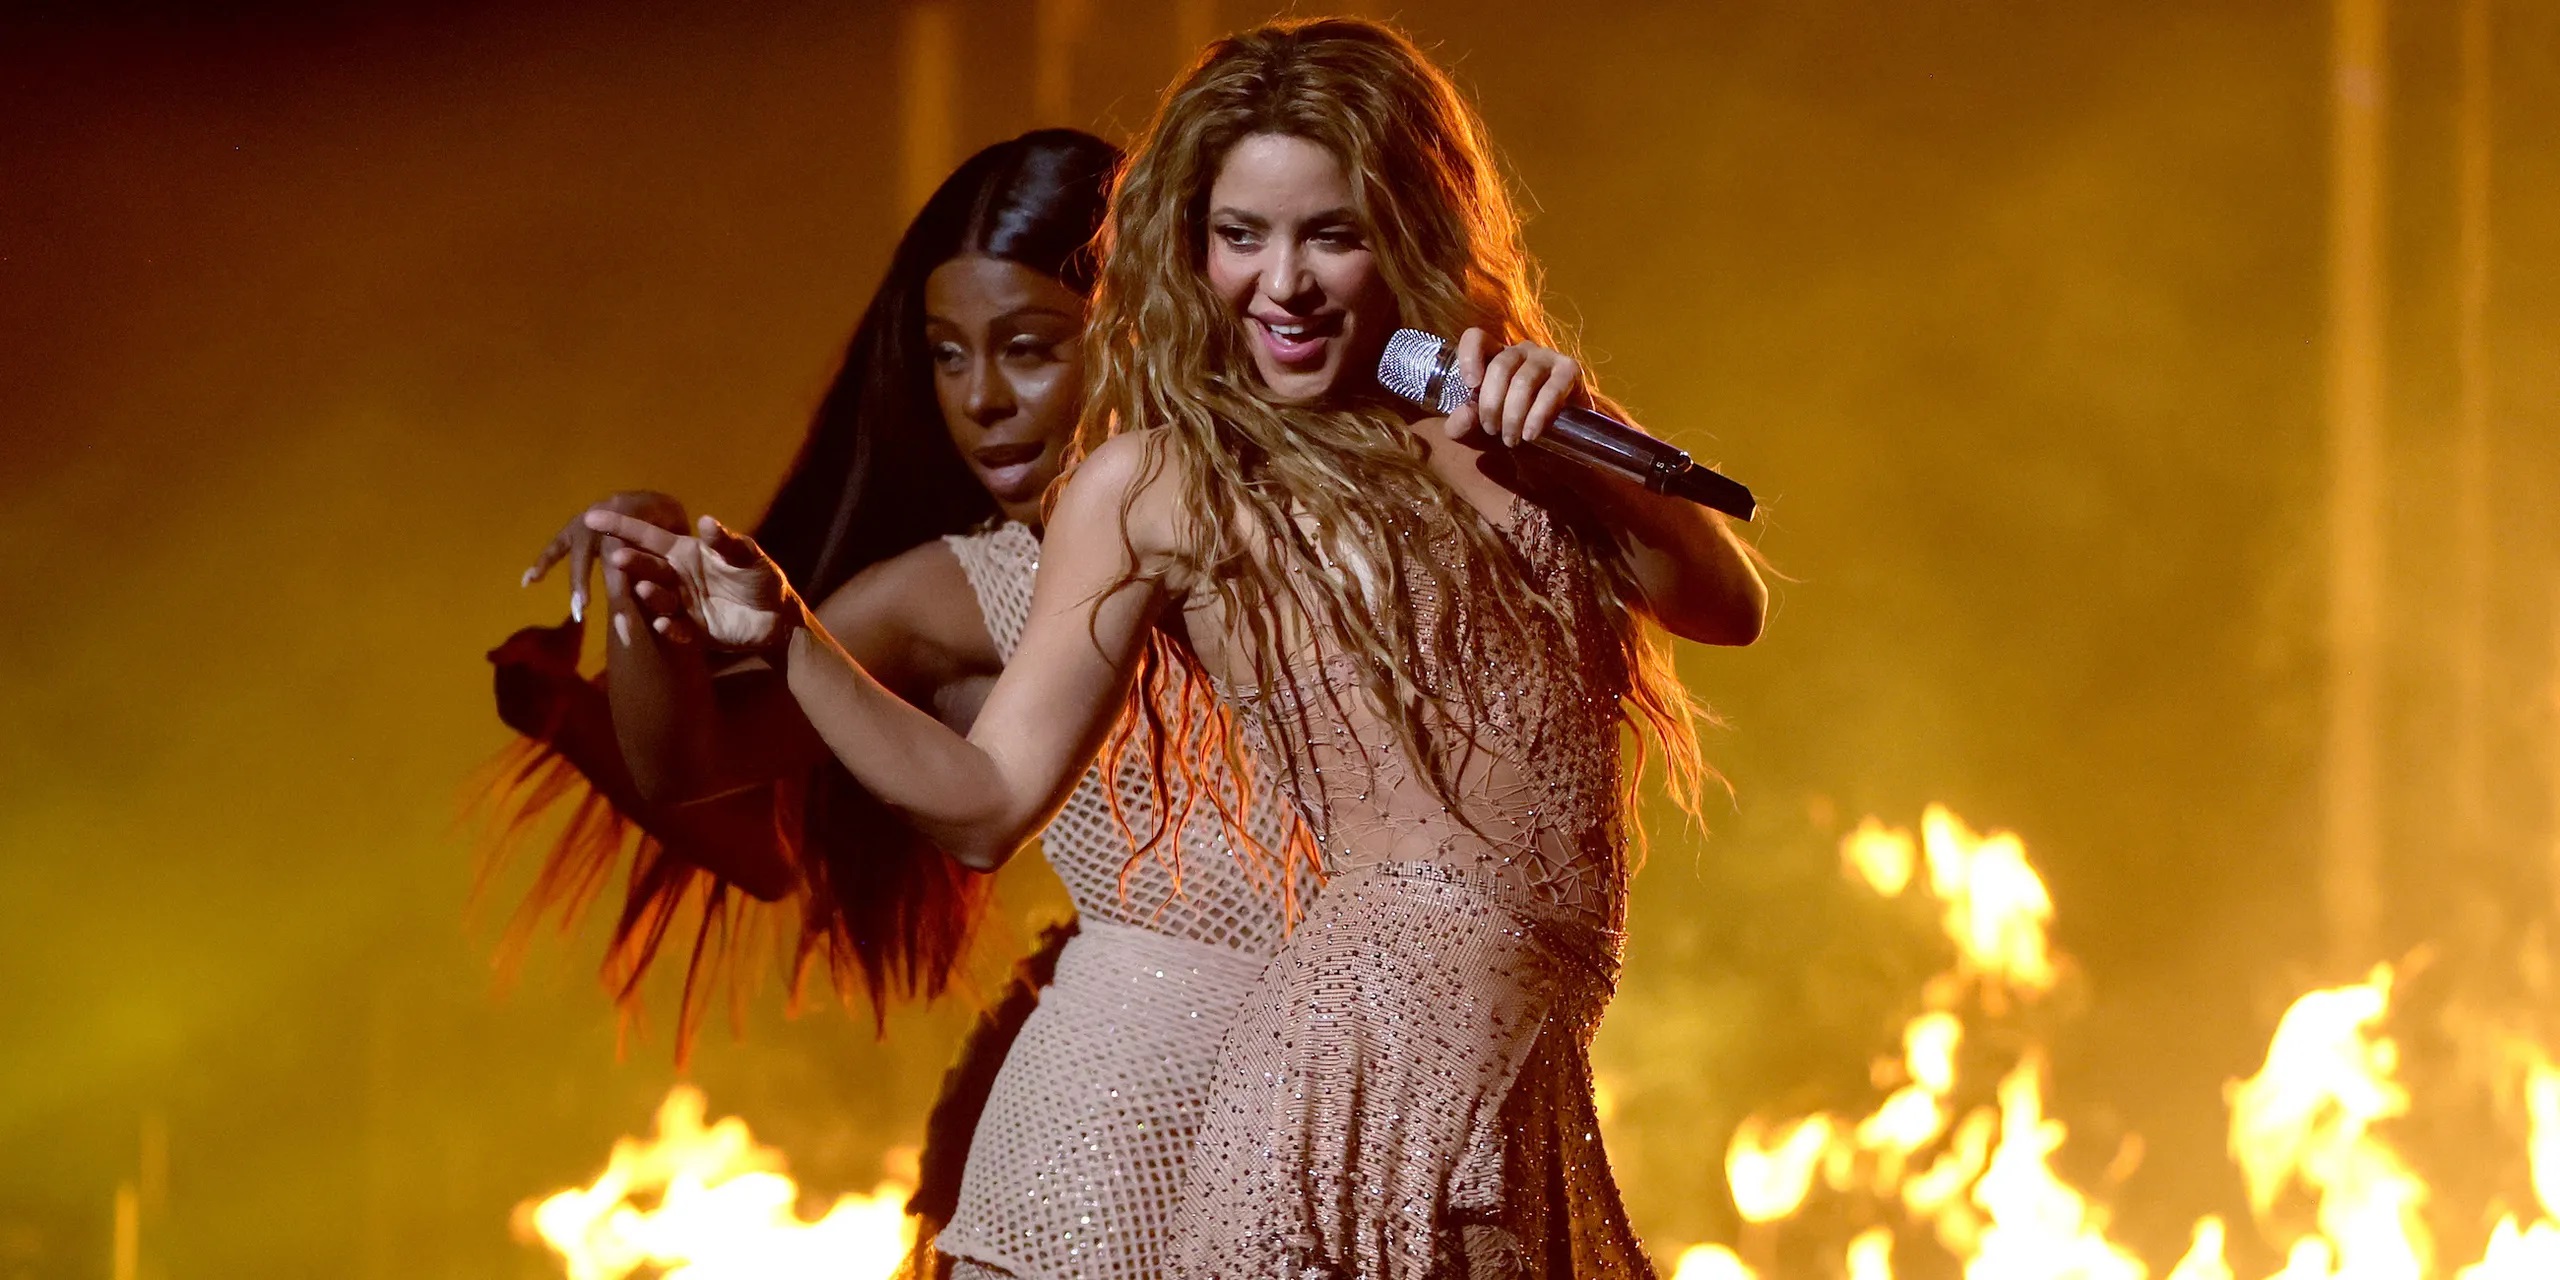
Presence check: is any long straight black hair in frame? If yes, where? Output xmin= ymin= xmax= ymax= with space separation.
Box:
xmin=482 ymin=128 xmax=1123 ymax=1058
xmin=756 ymin=127 xmax=1118 ymax=597
xmin=755 ymin=127 xmax=1122 ymax=1027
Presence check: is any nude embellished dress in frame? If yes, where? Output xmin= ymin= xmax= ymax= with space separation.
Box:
xmin=1170 ymin=497 xmax=1657 ymax=1279
xmin=936 ymin=521 xmax=1301 ymax=1280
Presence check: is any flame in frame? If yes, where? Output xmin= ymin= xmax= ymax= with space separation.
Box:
xmin=2526 ymin=1056 xmax=2560 ymax=1226
xmin=498 ymin=809 xmax=2560 ymax=1280
xmin=1728 ymin=1113 xmax=1837 ymax=1223
xmin=1966 ymin=1056 xmax=2144 ymax=1280
xmin=1696 ymin=805 xmax=2560 ymax=1280
xmin=2459 ymin=1219 xmax=2560 ymax=1280
xmin=1920 ymin=805 xmax=2057 ymax=997
xmin=1908 ymin=1012 xmax=1964 ymax=1096
xmin=1845 ymin=817 xmax=1919 ymax=898
xmin=1906 ymin=1106 xmax=1996 ymax=1228
xmin=1706 ymin=806 xmax=2127 ymax=1277
xmin=1848 ymin=1225 xmax=1897 ymax=1280
xmin=1672 ymin=1242 xmax=1759 ymax=1280
xmin=1857 ymin=1012 xmax=1968 ymax=1190
xmin=2225 ymin=965 xmax=2432 ymax=1280
xmin=519 ymin=1085 xmax=914 ymax=1280
xmin=2456 ymin=1054 xmax=2560 ymax=1280
xmin=2166 ymin=1217 xmax=2234 ymax=1280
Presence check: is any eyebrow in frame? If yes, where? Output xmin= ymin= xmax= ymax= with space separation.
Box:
xmin=921 ymin=304 xmax=1082 ymax=328
xmin=1209 ymin=206 xmax=1359 ymax=228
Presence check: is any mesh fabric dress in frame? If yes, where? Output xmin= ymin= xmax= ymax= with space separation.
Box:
xmin=936 ymin=520 xmax=1299 ymax=1280
xmin=1170 ymin=496 xmax=1656 ymax=1280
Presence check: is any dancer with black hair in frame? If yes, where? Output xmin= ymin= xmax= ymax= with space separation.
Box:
xmin=484 ymin=128 xmax=1299 ymax=1280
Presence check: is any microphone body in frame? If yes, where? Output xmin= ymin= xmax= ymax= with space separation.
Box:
xmin=1374 ymin=328 xmax=1755 ymax=521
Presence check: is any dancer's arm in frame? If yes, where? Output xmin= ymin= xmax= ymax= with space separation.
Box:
xmin=516 ymin=492 xmax=999 ymax=890
xmin=486 ymin=635 xmax=802 ymax=899
xmin=1443 ymin=328 xmax=1767 ymax=646
xmin=519 ymin=489 xmax=752 ymax=801
xmin=595 ymin=539 xmax=994 ymax=805
xmin=592 ymin=433 xmax=1169 ymax=871
xmin=519 ymin=487 xmax=1000 ymax=803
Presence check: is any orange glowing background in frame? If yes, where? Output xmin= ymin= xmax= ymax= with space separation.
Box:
xmin=5 ymin=1 xmax=2559 ymax=1277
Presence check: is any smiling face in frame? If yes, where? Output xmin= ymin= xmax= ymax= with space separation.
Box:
xmin=922 ymin=254 xmax=1087 ymax=526
xmin=1202 ymin=132 xmax=1400 ymax=405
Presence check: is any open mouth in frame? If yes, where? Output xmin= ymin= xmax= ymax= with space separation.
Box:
xmin=1252 ymin=315 xmax=1343 ymax=368
xmin=971 ymin=440 xmax=1052 ymax=498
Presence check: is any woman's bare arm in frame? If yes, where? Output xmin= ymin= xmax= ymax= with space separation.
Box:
xmin=779 ymin=437 xmax=1165 ymax=868
xmin=1540 ymin=463 xmax=1767 ymax=645
xmin=595 ymin=433 xmax=1173 ymax=871
xmin=1442 ymin=328 xmax=1767 ymax=646
xmin=598 ymin=537 xmax=999 ymax=804
xmin=596 ymin=552 xmax=727 ymax=800
xmin=489 ymin=660 xmax=800 ymax=899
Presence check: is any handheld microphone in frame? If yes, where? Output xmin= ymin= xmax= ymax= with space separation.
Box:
xmin=1375 ymin=329 xmax=1755 ymax=521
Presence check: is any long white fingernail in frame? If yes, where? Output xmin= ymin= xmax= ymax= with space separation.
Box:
xmin=520 ymin=567 xmax=537 ymax=588
xmin=570 ymin=593 xmax=585 ymax=623
xmin=612 ymin=613 xmax=632 ymax=647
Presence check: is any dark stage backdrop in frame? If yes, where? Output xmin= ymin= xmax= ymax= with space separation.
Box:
xmin=5 ymin=2 xmax=2559 ymax=1276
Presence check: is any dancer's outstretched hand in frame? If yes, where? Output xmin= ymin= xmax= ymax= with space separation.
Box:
xmin=583 ymin=511 xmax=804 ymax=653
xmin=522 ymin=489 xmax=688 ymax=623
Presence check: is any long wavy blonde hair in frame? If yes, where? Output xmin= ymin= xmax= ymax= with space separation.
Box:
xmin=1084 ymin=17 xmax=1712 ymax=869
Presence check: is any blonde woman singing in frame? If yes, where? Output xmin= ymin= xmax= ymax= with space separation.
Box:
xmin=589 ymin=19 xmax=1764 ymax=1278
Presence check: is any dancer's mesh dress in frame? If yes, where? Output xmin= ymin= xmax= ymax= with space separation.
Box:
xmin=1170 ymin=496 xmax=1656 ymax=1279
xmin=936 ymin=521 xmax=1299 ymax=1280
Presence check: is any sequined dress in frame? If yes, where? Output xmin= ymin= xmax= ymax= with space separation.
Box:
xmin=936 ymin=521 xmax=1298 ymax=1280
xmin=1170 ymin=496 xmax=1655 ymax=1279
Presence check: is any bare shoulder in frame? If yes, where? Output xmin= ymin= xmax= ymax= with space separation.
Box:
xmin=1051 ymin=430 xmax=1191 ymax=566
xmin=812 ymin=538 xmax=998 ymax=675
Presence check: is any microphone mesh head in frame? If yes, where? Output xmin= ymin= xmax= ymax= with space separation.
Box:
xmin=1375 ymin=328 xmax=1471 ymax=414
